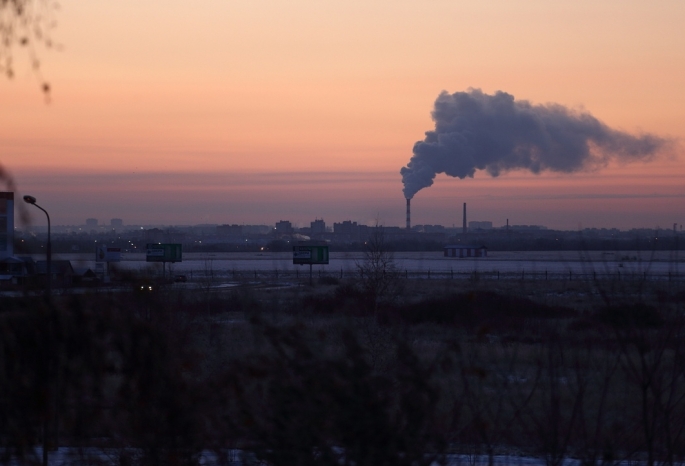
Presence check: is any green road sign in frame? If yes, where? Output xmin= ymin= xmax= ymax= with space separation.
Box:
xmin=146 ymin=243 xmax=182 ymax=263
xmin=293 ymin=244 xmax=329 ymax=265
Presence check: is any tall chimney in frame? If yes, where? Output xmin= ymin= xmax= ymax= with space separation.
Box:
xmin=462 ymin=202 xmax=467 ymax=234
xmin=406 ymin=198 xmax=411 ymax=231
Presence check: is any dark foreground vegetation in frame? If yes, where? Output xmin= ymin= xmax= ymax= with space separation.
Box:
xmin=2 ymin=266 xmax=685 ymax=465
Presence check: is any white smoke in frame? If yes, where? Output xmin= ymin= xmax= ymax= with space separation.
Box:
xmin=401 ymin=89 xmax=669 ymax=199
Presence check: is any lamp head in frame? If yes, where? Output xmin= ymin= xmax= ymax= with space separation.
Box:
xmin=23 ymin=195 xmax=37 ymax=204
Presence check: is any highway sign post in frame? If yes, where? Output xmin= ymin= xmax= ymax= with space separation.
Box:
xmin=293 ymin=242 xmax=329 ymax=285
xmin=95 ymin=246 xmax=122 ymax=281
xmin=146 ymin=243 xmax=182 ymax=278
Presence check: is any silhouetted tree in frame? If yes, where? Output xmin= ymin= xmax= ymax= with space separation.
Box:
xmin=213 ymin=317 xmax=451 ymax=466
xmin=1 ymin=0 xmax=55 ymax=96
xmin=356 ymin=223 xmax=401 ymax=313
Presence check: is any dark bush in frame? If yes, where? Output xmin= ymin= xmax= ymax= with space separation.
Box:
xmin=318 ymin=275 xmax=339 ymax=286
xmin=212 ymin=318 xmax=450 ymax=466
xmin=301 ymin=283 xmax=371 ymax=315
xmin=396 ymin=291 xmax=574 ymax=330
xmin=0 ymin=292 xmax=208 ymax=465
xmin=596 ymin=302 xmax=663 ymax=328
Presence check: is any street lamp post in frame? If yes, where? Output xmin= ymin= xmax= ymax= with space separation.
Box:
xmin=23 ymin=195 xmax=52 ymax=466
xmin=23 ymin=195 xmax=51 ymax=297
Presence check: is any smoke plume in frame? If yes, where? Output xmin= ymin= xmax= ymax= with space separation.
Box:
xmin=401 ymin=89 xmax=669 ymax=199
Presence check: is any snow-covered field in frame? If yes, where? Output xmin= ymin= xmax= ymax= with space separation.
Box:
xmin=48 ymin=250 xmax=685 ymax=276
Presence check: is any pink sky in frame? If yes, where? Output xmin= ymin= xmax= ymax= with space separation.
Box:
xmin=1 ymin=0 xmax=684 ymax=229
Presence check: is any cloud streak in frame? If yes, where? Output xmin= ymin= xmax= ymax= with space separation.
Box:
xmin=400 ymin=89 xmax=670 ymax=199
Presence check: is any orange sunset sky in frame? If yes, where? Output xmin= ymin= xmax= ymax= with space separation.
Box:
xmin=1 ymin=0 xmax=684 ymax=229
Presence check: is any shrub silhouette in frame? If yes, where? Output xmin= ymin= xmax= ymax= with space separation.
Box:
xmin=0 ymin=291 xmax=207 ymax=465
xmin=301 ymin=283 xmax=370 ymax=316
xmin=214 ymin=317 xmax=450 ymax=466
xmin=3 ymin=273 xmax=685 ymax=465
xmin=396 ymin=291 xmax=574 ymax=331
xmin=596 ymin=302 xmax=663 ymax=328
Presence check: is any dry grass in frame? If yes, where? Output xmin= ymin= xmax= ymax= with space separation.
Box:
xmin=2 ymin=270 xmax=685 ymax=465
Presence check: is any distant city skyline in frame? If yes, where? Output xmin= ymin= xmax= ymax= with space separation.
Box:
xmin=11 ymin=162 xmax=683 ymax=231
xmin=2 ymin=1 xmax=684 ymax=231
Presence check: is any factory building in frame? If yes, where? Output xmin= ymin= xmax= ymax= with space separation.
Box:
xmin=443 ymin=244 xmax=488 ymax=258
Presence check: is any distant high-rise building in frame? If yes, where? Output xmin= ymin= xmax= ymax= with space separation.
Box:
xmin=334 ymin=220 xmax=359 ymax=241
xmin=110 ymin=218 xmax=123 ymax=227
xmin=0 ymin=192 xmax=14 ymax=259
xmin=86 ymin=218 xmax=98 ymax=227
xmin=275 ymin=220 xmax=293 ymax=236
xmin=310 ymin=218 xmax=326 ymax=235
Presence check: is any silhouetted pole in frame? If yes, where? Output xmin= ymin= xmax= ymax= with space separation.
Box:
xmin=23 ymin=195 xmax=52 ymax=466
xmin=23 ymin=195 xmax=51 ymax=297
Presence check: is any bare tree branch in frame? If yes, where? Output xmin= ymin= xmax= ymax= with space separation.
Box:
xmin=1 ymin=0 xmax=58 ymax=98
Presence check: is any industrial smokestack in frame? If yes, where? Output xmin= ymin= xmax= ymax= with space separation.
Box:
xmin=462 ymin=202 xmax=467 ymax=234
xmin=406 ymin=198 xmax=411 ymax=231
